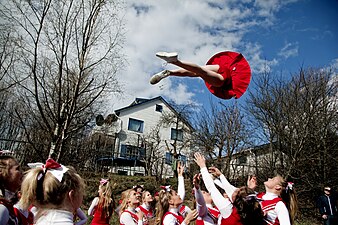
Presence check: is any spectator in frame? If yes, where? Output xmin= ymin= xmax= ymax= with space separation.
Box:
xmin=317 ymin=186 xmax=338 ymax=225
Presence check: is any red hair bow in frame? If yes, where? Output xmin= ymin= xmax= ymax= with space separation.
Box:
xmin=36 ymin=158 xmax=68 ymax=182
xmin=43 ymin=158 xmax=62 ymax=170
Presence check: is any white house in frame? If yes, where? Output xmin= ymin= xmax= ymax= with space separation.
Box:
xmin=92 ymin=96 xmax=194 ymax=177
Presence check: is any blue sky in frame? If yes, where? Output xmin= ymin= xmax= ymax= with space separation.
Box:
xmin=108 ymin=0 xmax=338 ymax=111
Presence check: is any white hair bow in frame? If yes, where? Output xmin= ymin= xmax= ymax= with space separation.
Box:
xmin=160 ymin=185 xmax=171 ymax=192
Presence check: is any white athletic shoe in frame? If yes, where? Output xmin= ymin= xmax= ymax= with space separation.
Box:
xmin=150 ymin=70 xmax=170 ymax=85
xmin=156 ymin=52 xmax=178 ymax=63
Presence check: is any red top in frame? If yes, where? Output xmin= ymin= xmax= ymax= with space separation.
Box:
xmin=91 ymin=205 xmax=111 ymax=225
xmin=220 ymin=207 xmax=242 ymax=225
xmin=13 ymin=207 xmax=34 ymax=225
xmin=205 ymin=51 xmax=251 ymax=99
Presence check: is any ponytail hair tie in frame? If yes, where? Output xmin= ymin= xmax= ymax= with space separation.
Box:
xmin=245 ymin=194 xmax=258 ymax=201
xmin=100 ymin=178 xmax=109 ymax=185
xmin=160 ymin=185 xmax=171 ymax=192
xmin=133 ymin=184 xmax=144 ymax=192
xmin=30 ymin=158 xmax=68 ymax=182
xmin=286 ymin=182 xmax=294 ymax=192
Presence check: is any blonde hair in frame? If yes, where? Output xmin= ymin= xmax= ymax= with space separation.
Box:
xmin=0 ymin=156 xmax=18 ymax=194
xmin=20 ymin=165 xmax=85 ymax=210
xmin=97 ymin=180 xmax=114 ymax=218
xmin=119 ymin=189 xmax=136 ymax=215
xmin=154 ymin=189 xmax=174 ymax=225
xmin=277 ymin=175 xmax=298 ymax=225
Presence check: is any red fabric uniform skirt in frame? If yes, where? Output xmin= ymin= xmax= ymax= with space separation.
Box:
xmin=205 ymin=51 xmax=251 ymax=99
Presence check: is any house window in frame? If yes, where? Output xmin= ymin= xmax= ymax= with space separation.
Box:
xmin=171 ymin=128 xmax=183 ymax=141
xmin=120 ymin=144 xmax=145 ymax=160
xmin=155 ymin=104 xmax=163 ymax=112
xmin=165 ymin=152 xmax=187 ymax=165
xmin=165 ymin=152 xmax=173 ymax=165
xmin=128 ymin=118 xmax=144 ymax=133
xmin=237 ymin=155 xmax=247 ymax=165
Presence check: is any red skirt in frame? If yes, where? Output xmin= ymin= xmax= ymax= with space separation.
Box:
xmin=205 ymin=51 xmax=251 ymax=99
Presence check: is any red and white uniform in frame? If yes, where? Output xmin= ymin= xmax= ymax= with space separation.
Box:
xmin=136 ymin=204 xmax=153 ymax=225
xmin=162 ymin=208 xmax=185 ymax=225
xmin=257 ymin=192 xmax=291 ymax=225
xmin=178 ymin=204 xmax=192 ymax=218
xmin=194 ymin=187 xmax=219 ymax=225
xmin=120 ymin=207 xmax=143 ymax=225
xmin=200 ymin=167 xmax=241 ymax=225
xmin=13 ymin=202 xmax=34 ymax=225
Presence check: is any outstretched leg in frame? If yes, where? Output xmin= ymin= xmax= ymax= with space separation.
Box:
xmin=150 ymin=52 xmax=226 ymax=86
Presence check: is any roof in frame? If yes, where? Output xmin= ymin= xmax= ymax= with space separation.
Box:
xmin=114 ymin=96 xmax=194 ymax=130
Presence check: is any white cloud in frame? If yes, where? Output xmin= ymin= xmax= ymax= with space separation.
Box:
xmin=107 ymin=0 xmax=300 ymax=111
xmin=278 ymin=42 xmax=299 ymax=59
xmin=244 ymin=42 xmax=278 ymax=73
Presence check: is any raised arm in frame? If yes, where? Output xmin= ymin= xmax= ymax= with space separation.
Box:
xmin=209 ymin=166 xmax=237 ymax=198
xmin=194 ymin=153 xmax=233 ymax=219
xmin=177 ymin=161 xmax=185 ymax=200
xmin=193 ymin=173 xmax=208 ymax=217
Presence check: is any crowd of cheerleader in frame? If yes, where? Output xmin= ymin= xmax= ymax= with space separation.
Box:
xmin=0 ymin=152 xmax=297 ymax=225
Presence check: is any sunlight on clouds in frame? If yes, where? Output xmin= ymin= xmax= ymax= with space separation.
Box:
xmin=108 ymin=0 xmax=300 ymax=110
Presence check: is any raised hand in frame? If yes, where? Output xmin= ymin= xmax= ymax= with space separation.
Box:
xmin=177 ymin=161 xmax=185 ymax=176
xmin=247 ymin=174 xmax=257 ymax=190
xmin=193 ymin=173 xmax=201 ymax=189
xmin=184 ymin=209 xmax=198 ymax=224
xmin=208 ymin=166 xmax=222 ymax=178
xmin=194 ymin=152 xmax=206 ymax=168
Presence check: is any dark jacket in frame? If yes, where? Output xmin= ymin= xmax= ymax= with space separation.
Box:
xmin=317 ymin=194 xmax=338 ymax=216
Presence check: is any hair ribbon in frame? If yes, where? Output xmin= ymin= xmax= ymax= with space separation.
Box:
xmin=160 ymin=185 xmax=171 ymax=192
xmin=30 ymin=158 xmax=68 ymax=182
xmin=286 ymin=182 xmax=294 ymax=192
xmin=100 ymin=178 xmax=109 ymax=185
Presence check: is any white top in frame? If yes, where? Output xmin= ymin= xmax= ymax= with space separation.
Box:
xmin=88 ymin=197 xmax=99 ymax=216
xmin=261 ymin=192 xmax=291 ymax=225
xmin=162 ymin=208 xmax=186 ymax=225
xmin=35 ymin=209 xmax=74 ymax=225
xmin=120 ymin=207 xmax=143 ymax=225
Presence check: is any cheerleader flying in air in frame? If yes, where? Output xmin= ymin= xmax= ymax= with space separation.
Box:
xmin=150 ymin=51 xmax=251 ymax=100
